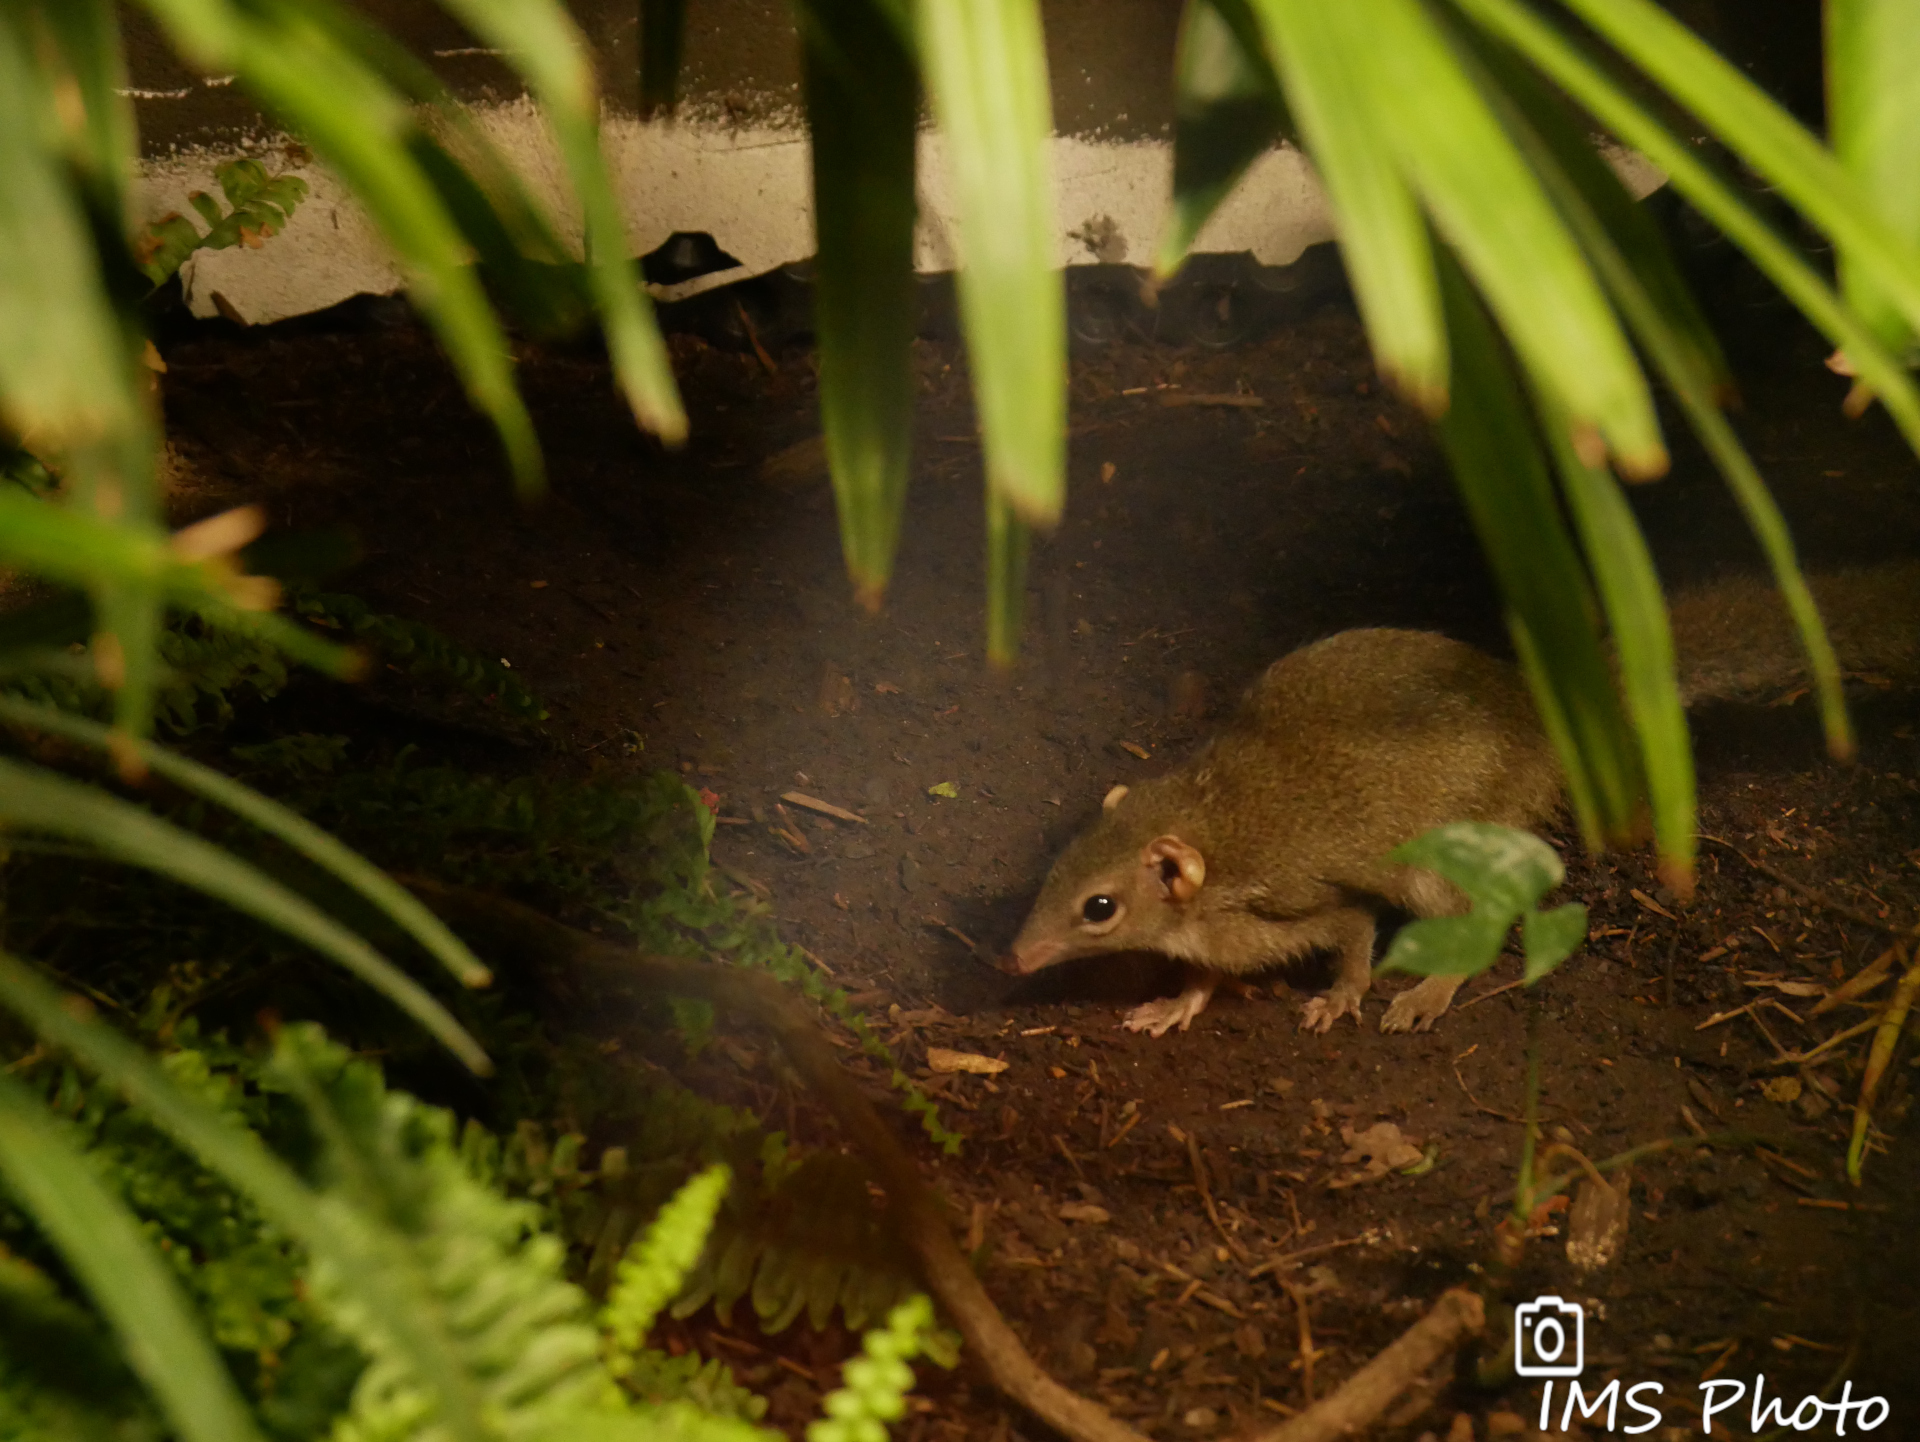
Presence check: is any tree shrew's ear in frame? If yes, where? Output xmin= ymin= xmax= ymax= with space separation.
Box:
xmin=1142 ymin=834 xmax=1205 ymax=902
xmin=1102 ymin=784 xmax=1129 ymax=813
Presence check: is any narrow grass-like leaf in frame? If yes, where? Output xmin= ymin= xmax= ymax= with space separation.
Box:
xmin=0 ymin=1071 xmax=261 ymax=1442
xmin=154 ymin=0 xmax=544 ymax=488
xmin=1248 ymin=0 xmax=1446 ymax=412
xmin=0 ymin=955 xmax=492 ymax=1442
xmin=1351 ymin=0 xmax=1665 ymax=474
xmin=31 ymin=0 xmax=137 ymax=219
xmin=1827 ymin=0 xmax=1920 ymax=357
xmin=917 ymin=0 xmax=1065 ymax=526
xmin=1543 ymin=423 xmax=1694 ymax=889
xmin=1158 ymin=0 xmax=1291 ymax=275
xmin=0 ymin=694 xmax=492 ymax=989
xmin=985 ymin=489 xmax=1028 ymax=667
xmin=435 ymin=0 xmax=687 ymax=443
xmin=1433 ymin=252 xmax=1642 ymax=848
xmin=1449 ymin=0 xmax=1858 ymax=760
xmin=1467 ymin=38 xmax=1847 ymax=803
xmin=799 ymin=0 xmax=921 ymax=610
xmin=1555 ymin=0 xmax=1920 ymax=342
xmin=0 ymin=758 xmax=489 ymax=1072
xmin=0 ymin=491 xmax=358 ymax=682
xmin=1453 ymin=0 xmax=1920 ymax=458
xmin=0 ymin=13 xmax=137 ymax=446
xmin=1442 ymin=30 xmax=1699 ymax=884
xmin=1452 ymin=22 xmax=1729 ymax=400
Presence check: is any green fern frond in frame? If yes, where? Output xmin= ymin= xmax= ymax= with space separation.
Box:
xmin=806 ymin=1295 xmax=951 ymax=1442
xmin=267 ymin=1026 xmax=613 ymax=1442
xmin=602 ymin=1164 xmax=731 ymax=1374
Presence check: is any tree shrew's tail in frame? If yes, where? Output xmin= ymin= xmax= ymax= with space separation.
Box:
xmin=1668 ymin=560 xmax=1920 ymax=705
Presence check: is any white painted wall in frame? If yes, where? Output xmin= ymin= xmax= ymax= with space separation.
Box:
xmin=135 ymin=100 xmax=1663 ymax=326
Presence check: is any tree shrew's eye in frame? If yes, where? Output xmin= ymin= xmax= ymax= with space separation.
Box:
xmin=1081 ymin=895 xmax=1118 ymax=923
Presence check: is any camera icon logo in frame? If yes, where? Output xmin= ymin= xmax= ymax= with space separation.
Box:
xmin=1514 ymin=1296 xmax=1585 ymax=1378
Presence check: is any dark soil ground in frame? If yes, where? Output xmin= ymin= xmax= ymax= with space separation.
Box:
xmin=152 ymin=281 xmax=1920 ymax=1441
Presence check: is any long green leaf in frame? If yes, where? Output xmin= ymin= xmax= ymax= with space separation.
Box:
xmin=0 ymin=955 xmax=492 ymax=1442
xmin=1460 ymin=34 xmax=1851 ymax=771
xmin=1453 ymin=0 xmax=1920 ymax=458
xmin=1450 ymin=21 xmax=1730 ymax=400
xmin=1555 ymin=0 xmax=1920 ymax=342
xmin=1356 ymin=0 xmax=1665 ymax=474
xmin=434 ymin=0 xmax=687 ymax=443
xmin=916 ymin=0 xmax=1065 ymax=527
xmin=798 ymin=0 xmax=921 ymax=609
xmin=135 ymin=0 xmax=544 ymax=488
xmin=1248 ymin=0 xmax=1447 ymax=411
xmin=30 ymin=0 xmax=137 ymax=220
xmin=1827 ymin=0 xmax=1920 ymax=357
xmin=0 ymin=1071 xmax=261 ymax=1442
xmin=0 ymin=12 xmax=137 ymax=446
xmin=1434 ymin=252 xmax=1642 ymax=848
xmin=985 ymin=489 xmax=1029 ymax=668
xmin=0 ymin=757 xmax=490 ymax=1072
xmin=1158 ymin=0 xmax=1291 ymax=276
xmin=1544 ymin=423 xmax=1694 ymax=888
xmin=0 ymin=694 xmax=492 ymax=989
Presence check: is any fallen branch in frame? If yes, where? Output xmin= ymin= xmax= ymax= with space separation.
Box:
xmin=405 ymin=879 xmax=1152 ymax=1442
xmin=1236 ymin=1288 xmax=1486 ymax=1442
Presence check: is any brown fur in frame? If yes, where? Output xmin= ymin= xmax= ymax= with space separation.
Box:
xmin=1009 ymin=564 xmax=1920 ymax=1037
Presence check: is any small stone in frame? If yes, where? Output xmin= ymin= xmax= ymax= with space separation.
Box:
xmin=842 ymin=840 xmax=875 ymax=860
xmin=1651 ymin=1333 xmax=1674 ymax=1352
xmin=1182 ymin=1407 xmax=1218 ymax=1432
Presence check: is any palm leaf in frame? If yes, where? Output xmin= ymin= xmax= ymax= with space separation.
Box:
xmin=0 ymin=1070 xmax=261 ymax=1442
xmin=0 ymin=757 xmax=489 ymax=1072
xmin=798 ymin=0 xmax=921 ymax=609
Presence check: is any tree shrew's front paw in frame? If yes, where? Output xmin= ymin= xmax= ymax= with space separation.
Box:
xmin=1122 ymin=983 xmax=1214 ymax=1038
xmin=1379 ymin=975 xmax=1461 ymax=1033
xmin=1299 ymin=987 xmax=1364 ymax=1034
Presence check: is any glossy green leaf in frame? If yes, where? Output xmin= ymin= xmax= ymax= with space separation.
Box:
xmin=0 ymin=693 xmax=493 ymax=989
xmin=1521 ymin=902 xmax=1588 ymax=982
xmin=1158 ymin=0 xmax=1291 ymax=275
xmin=0 ymin=1071 xmax=261 ymax=1442
xmin=1556 ymin=0 xmax=1920 ymax=343
xmin=1433 ymin=252 xmax=1642 ymax=848
xmin=0 ymin=757 xmax=489 ymax=1072
xmin=1827 ymin=0 xmax=1920 ymax=358
xmin=1454 ymin=0 xmax=1920 ymax=459
xmin=1380 ymin=822 xmax=1584 ymax=981
xmin=1249 ymin=0 xmax=1446 ymax=412
xmin=798 ymin=0 xmax=921 ymax=609
xmin=1379 ymin=910 xmax=1513 ymax=978
xmin=917 ymin=0 xmax=1065 ymax=527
